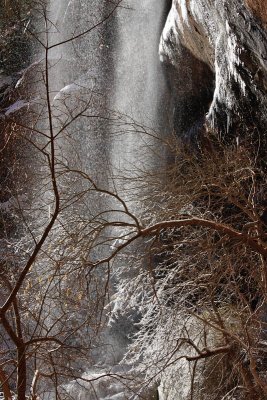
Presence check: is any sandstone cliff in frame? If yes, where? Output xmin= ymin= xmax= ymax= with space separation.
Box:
xmin=160 ymin=0 xmax=267 ymax=143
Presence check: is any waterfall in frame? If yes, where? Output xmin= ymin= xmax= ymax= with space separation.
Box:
xmin=35 ymin=0 xmax=170 ymax=398
xmin=110 ymin=0 xmax=170 ymax=205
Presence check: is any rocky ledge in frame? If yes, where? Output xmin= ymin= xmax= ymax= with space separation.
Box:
xmin=160 ymin=0 xmax=267 ymax=144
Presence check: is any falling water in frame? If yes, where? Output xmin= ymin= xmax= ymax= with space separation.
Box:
xmin=109 ymin=0 xmax=171 ymax=211
xmin=39 ymin=0 xmax=170 ymax=398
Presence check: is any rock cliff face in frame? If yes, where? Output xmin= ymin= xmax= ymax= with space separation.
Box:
xmin=160 ymin=0 xmax=267 ymax=143
xmin=156 ymin=2 xmax=267 ymax=399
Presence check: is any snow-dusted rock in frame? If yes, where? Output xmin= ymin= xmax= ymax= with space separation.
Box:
xmin=160 ymin=0 xmax=267 ymax=139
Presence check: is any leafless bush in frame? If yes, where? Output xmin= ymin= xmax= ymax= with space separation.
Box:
xmin=105 ymin=131 xmax=267 ymax=399
xmin=1 ymin=2 xmax=267 ymax=400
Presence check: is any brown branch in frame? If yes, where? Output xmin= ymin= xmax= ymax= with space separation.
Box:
xmin=185 ymin=345 xmax=231 ymax=361
xmin=47 ymin=1 xmax=123 ymax=50
xmin=140 ymin=218 xmax=267 ymax=257
xmin=0 ymin=16 xmax=61 ymax=317
xmin=93 ymin=216 xmax=267 ymax=268
xmin=30 ymin=370 xmax=39 ymax=400
xmin=0 ymin=367 xmax=12 ymax=400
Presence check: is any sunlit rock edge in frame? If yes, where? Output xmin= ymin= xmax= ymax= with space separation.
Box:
xmin=160 ymin=0 xmax=267 ymax=142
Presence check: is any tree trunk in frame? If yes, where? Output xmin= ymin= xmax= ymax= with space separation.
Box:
xmin=17 ymin=346 xmax=27 ymax=400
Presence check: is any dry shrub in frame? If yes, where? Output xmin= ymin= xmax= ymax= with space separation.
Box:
xmin=111 ymin=132 xmax=267 ymax=399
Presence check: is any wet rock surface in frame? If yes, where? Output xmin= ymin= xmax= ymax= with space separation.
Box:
xmin=160 ymin=0 xmax=267 ymax=142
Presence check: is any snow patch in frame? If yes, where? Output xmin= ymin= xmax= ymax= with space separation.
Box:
xmin=53 ymin=83 xmax=82 ymax=101
xmin=64 ymin=367 xmax=132 ymax=400
xmin=4 ymin=100 xmax=29 ymax=116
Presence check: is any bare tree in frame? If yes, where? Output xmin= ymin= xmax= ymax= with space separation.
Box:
xmin=1 ymin=2 xmax=267 ymax=400
xmin=0 ymin=1 xmax=125 ymax=399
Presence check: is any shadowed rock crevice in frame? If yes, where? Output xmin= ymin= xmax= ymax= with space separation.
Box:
xmin=161 ymin=43 xmax=214 ymax=142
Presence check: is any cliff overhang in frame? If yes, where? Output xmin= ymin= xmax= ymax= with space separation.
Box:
xmin=160 ymin=0 xmax=267 ymax=143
